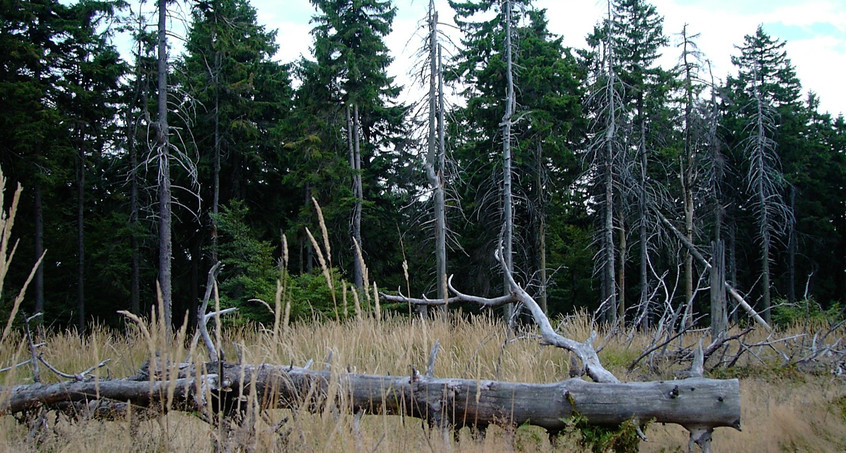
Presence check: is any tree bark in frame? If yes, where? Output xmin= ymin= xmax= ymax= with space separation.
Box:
xmin=127 ymin=25 xmax=146 ymax=316
xmin=680 ymin=25 xmax=697 ymax=325
xmin=787 ymin=185 xmax=796 ymax=304
xmin=424 ymin=2 xmax=446 ymax=311
xmin=601 ymin=0 xmax=618 ymax=324
xmin=211 ymin=44 xmax=221 ymax=264
xmin=655 ymin=209 xmax=772 ymax=331
xmin=436 ymin=45 xmax=447 ymax=305
xmin=638 ymin=110 xmax=649 ymax=327
xmin=617 ymin=210 xmax=626 ymax=323
xmin=710 ymin=240 xmax=727 ymax=341
xmin=536 ymin=141 xmax=547 ymax=314
xmin=129 ymin=106 xmax=140 ymax=316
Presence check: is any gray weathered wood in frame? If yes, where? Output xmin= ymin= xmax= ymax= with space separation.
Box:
xmin=0 ymin=362 xmax=740 ymax=436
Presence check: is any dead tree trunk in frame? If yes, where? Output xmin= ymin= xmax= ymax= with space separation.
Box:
xmin=156 ymin=0 xmax=173 ymax=331
xmin=601 ymin=0 xmax=619 ymax=324
xmin=655 ymin=208 xmax=772 ymax=331
xmin=710 ymin=240 xmax=727 ymax=341
xmin=0 ymin=363 xmax=741 ymax=440
xmin=347 ymin=104 xmax=364 ymax=289
xmin=501 ymin=0 xmax=516 ymax=322
xmin=425 ymin=1 xmax=447 ymax=307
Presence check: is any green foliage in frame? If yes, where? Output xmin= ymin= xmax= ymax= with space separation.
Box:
xmin=288 ymin=268 xmax=345 ymax=320
xmin=557 ymin=412 xmax=647 ymax=453
xmin=212 ymin=200 xmax=277 ymax=322
xmin=445 ymin=2 xmax=588 ymax=303
xmin=211 ymin=200 xmax=355 ymax=324
xmin=772 ymin=298 xmax=843 ymax=327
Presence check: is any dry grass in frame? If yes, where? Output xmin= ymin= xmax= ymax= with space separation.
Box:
xmin=0 ymin=314 xmax=844 ymax=452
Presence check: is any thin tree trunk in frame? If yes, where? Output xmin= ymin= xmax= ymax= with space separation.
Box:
xmin=637 ymin=103 xmax=648 ymax=327
xmin=302 ymin=183 xmax=313 ymax=274
xmin=760 ymin=231 xmax=771 ymax=323
xmin=501 ymin=0 xmax=515 ymax=321
xmin=754 ymin=81 xmax=772 ymax=324
xmin=425 ymin=2 xmax=445 ymax=309
xmin=128 ymin=27 xmax=146 ymax=316
xmin=129 ymin=103 xmax=140 ymax=316
xmin=34 ymin=183 xmax=44 ymax=315
xmin=210 ymin=14 xmax=221 ymax=263
xmin=189 ymin=236 xmax=200 ymax=331
xmin=536 ymin=141 xmax=547 ymax=314
xmin=157 ymin=0 xmax=173 ymax=331
xmin=617 ymin=210 xmax=626 ymax=323
xmin=708 ymin=63 xmax=725 ymax=329
xmin=602 ymin=0 xmax=618 ymax=324
xmin=436 ymin=44 xmax=447 ymax=304
xmin=76 ymin=147 xmax=85 ymax=333
xmin=681 ymin=26 xmax=696 ymax=324
xmin=211 ymin=58 xmax=220 ymax=264
xmin=727 ymin=223 xmax=737 ymax=323
xmin=787 ymin=185 xmax=796 ymax=304
xmin=708 ymin=63 xmax=722 ymax=247
xmin=348 ymin=104 xmax=363 ymax=289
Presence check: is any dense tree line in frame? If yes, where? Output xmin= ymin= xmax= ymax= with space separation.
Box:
xmin=1 ymin=0 xmax=843 ymax=331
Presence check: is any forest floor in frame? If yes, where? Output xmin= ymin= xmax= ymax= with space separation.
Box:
xmin=0 ymin=313 xmax=844 ymax=452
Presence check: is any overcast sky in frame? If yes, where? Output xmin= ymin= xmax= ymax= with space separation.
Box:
xmin=250 ymin=0 xmax=845 ymax=115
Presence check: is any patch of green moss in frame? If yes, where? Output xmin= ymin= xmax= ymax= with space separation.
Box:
xmin=555 ymin=413 xmax=648 ymax=453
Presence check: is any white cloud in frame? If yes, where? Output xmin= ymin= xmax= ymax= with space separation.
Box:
xmin=761 ymin=1 xmax=846 ymax=29
xmin=248 ymin=0 xmax=845 ymax=115
xmin=787 ymin=36 xmax=846 ymax=114
xmin=274 ymin=22 xmax=313 ymax=64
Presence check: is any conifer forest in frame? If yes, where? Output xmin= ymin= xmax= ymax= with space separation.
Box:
xmin=2 ymin=0 xmax=845 ymax=332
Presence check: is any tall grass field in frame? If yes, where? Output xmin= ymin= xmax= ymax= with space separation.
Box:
xmin=1 ymin=312 xmax=844 ymax=452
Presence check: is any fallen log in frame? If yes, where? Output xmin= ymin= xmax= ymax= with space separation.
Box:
xmin=379 ymin=246 xmax=741 ymax=451
xmin=1 ymin=361 xmax=740 ymax=438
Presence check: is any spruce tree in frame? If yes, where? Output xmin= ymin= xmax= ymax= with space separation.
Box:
xmin=307 ymin=0 xmax=405 ymax=289
xmin=725 ymin=26 xmax=799 ymax=323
